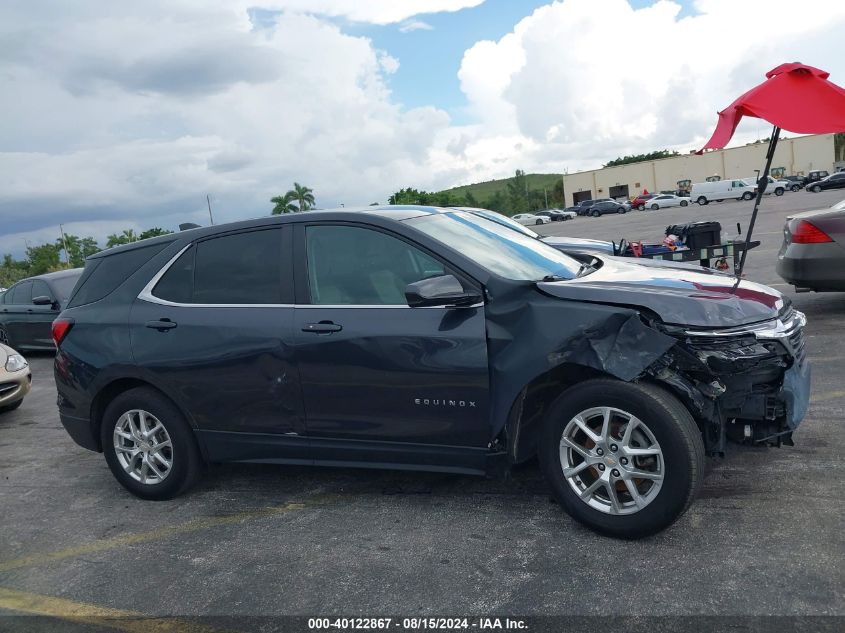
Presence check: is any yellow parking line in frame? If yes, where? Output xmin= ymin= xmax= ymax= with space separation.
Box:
xmin=0 ymin=586 xmax=228 ymax=633
xmin=810 ymin=390 xmax=845 ymax=403
xmin=0 ymin=496 xmax=334 ymax=573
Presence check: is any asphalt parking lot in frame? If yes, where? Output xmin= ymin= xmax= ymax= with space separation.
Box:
xmin=1 ymin=190 xmax=844 ymax=627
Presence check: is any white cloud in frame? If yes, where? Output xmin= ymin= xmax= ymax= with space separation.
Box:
xmin=3 ymin=0 xmax=845 ymax=257
xmin=453 ymin=0 xmax=845 ymax=174
xmin=399 ymin=20 xmax=434 ymax=33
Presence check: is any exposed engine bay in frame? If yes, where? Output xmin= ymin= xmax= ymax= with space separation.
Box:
xmin=649 ymin=305 xmax=809 ymax=454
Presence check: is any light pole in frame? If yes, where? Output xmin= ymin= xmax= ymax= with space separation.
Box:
xmin=206 ymin=194 xmax=215 ymax=225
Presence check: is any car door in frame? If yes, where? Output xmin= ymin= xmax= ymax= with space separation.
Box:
xmin=131 ymin=226 xmax=308 ymax=461
xmin=292 ymin=222 xmax=490 ymax=468
xmin=27 ymin=279 xmax=60 ymax=348
xmin=0 ymin=281 xmax=32 ymax=347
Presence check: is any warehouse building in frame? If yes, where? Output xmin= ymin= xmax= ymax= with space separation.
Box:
xmin=562 ymin=133 xmax=841 ymax=205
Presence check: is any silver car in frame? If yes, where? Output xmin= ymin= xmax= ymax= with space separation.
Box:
xmin=776 ymin=198 xmax=845 ymax=292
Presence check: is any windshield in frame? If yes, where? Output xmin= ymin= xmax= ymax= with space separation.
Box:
xmin=405 ymin=211 xmax=582 ymax=281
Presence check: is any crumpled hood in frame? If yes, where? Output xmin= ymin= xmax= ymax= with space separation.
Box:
xmin=537 ymin=255 xmax=785 ymax=327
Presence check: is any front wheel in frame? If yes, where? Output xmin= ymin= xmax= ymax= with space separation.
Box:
xmin=742 ymin=192 xmax=753 ymax=200
xmin=791 ymin=184 xmax=801 ymax=192
xmin=539 ymin=379 xmax=704 ymax=539
xmin=637 ymin=204 xmax=644 ymax=211
xmin=591 ymin=210 xmax=600 ymax=217
xmin=650 ymin=203 xmax=659 ymax=210
xmin=536 ymin=219 xmax=543 ymax=225
xmin=102 ymin=387 xmax=204 ymax=500
xmin=775 ymin=187 xmax=784 ymax=196
xmin=810 ymin=185 xmax=821 ymax=193
xmin=680 ymin=200 xmax=688 ymax=207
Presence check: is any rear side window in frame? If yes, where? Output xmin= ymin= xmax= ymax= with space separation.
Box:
xmin=153 ymin=229 xmax=283 ymax=305
xmin=68 ymin=242 xmax=169 ymax=307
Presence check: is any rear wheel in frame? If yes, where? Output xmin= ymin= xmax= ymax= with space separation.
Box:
xmin=591 ymin=210 xmax=600 ymax=217
xmin=536 ymin=219 xmax=543 ymax=225
xmin=617 ymin=207 xmax=625 ymax=214
xmin=637 ymin=204 xmax=645 ymax=211
xmin=101 ymin=387 xmax=203 ymax=500
xmin=539 ymin=379 xmax=704 ymax=539
xmin=810 ymin=185 xmax=821 ymax=193
xmin=680 ymin=200 xmax=688 ymax=207
xmin=791 ymin=184 xmax=800 ymax=192
xmin=696 ymin=196 xmax=707 ymax=205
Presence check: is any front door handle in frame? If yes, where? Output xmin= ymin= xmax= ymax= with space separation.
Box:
xmin=302 ymin=321 xmax=342 ymax=334
xmin=145 ymin=319 xmax=177 ymax=331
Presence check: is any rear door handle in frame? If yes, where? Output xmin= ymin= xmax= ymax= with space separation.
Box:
xmin=145 ymin=319 xmax=177 ymax=331
xmin=302 ymin=321 xmax=342 ymax=334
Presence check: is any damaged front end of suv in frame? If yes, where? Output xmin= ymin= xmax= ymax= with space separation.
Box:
xmin=648 ymin=304 xmax=810 ymax=455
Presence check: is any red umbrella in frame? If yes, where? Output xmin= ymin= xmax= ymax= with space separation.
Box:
xmin=696 ymin=62 xmax=845 ymax=277
xmin=699 ymin=62 xmax=845 ymax=151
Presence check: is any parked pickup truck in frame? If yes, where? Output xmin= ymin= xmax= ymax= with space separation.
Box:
xmin=54 ymin=205 xmax=810 ymax=538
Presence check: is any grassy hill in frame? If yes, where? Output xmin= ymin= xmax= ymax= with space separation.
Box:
xmin=438 ymin=173 xmax=563 ymax=204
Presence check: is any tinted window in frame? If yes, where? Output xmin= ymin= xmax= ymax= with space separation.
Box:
xmin=50 ymin=272 xmax=83 ymax=302
xmin=306 ymin=225 xmax=446 ymax=305
xmin=69 ymin=243 xmax=167 ymax=307
xmin=6 ymin=281 xmax=32 ymax=305
xmin=154 ymin=229 xmax=283 ymax=304
xmin=31 ymin=280 xmax=54 ymax=301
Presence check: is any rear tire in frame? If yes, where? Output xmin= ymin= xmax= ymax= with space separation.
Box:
xmin=536 ymin=219 xmax=543 ymax=225
xmin=680 ymin=200 xmax=688 ymax=207
xmin=810 ymin=185 xmax=821 ymax=193
xmin=651 ymin=203 xmax=659 ymax=210
xmin=538 ymin=379 xmax=705 ymax=539
xmin=637 ymin=204 xmax=645 ymax=211
xmin=591 ymin=210 xmax=600 ymax=217
xmin=101 ymin=387 xmax=204 ymax=500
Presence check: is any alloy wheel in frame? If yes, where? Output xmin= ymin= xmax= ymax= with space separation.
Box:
xmin=559 ymin=406 xmax=664 ymax=515
xmin=113 ymin=409 xmax=174 ymax=485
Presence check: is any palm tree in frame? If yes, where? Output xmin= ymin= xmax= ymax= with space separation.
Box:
xmin=270 ymin=193 xmax=298 ymax=214
xmin=285 ymin=182 xmax=315 ymax=213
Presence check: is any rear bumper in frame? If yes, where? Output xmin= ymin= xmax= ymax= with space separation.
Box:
xmin=776 ymin=244 xmax=845 ymax=290
xmin=59 ymin=412 xmax=100 ymax=452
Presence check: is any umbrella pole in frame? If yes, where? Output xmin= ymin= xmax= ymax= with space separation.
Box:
xmin=736 ymin=125 xmax=781 ymax=278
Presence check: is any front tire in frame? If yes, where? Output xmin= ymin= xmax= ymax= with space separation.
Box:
xmin=591 ymin=210 xmax=600 ymax=217
xmin=680 ymin=200 xmax=688 ymax=207
xmin=637 ymin=204 xmax=644 ymax=211
xmin=775 ymin=187 xmax=784 ymax=196
xmin=742 ymin=192 xmax=753 ymax=200
xmin=538 ymin=379 xmax=704 ymax=539
xmin=101 ymin=387 xmax=203 ymax=500
xmin=651 ymin=203 xmax=659 ymax=210
xmin=536 ymin=219 xmax=543 ymax=225
xmin=810 ymin=185 xmax=821 ymax=193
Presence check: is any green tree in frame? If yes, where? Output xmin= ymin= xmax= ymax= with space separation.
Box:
xmin=26 ymin=243 xmax=61 ymax=275
xmin=271 ymin=193 xmax=298 ymax=214
xmin=506 ymin=169 xmax=529 ymax=214
xmin=285 ymin=182 xmax=316 ymax=213
xmin=0 ymin=254 xmax=30 ymax=288
xmin=487 ymin=190 xmax=508 ymax=213
xmin=138 ymin=227 xmax=173 ymax=240
xmin=106 ymin=229 xmax=138 ymax=248
xmin=56 ymin=234 xmax=100 ymax=267
xmin=463 ymin=191 xmax=479 ymax=207
xmin=605 ymin=150 xmax=679 ymax=167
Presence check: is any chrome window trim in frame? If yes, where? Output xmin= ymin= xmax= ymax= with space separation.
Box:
xmin=138 ymin=243 xmax=482 ymax=310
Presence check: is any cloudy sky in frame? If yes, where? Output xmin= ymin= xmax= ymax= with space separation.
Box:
xmin=2 ymin=0 xmax=845 ymax=256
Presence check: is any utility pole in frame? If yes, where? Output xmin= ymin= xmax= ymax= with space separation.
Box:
xmin=544 ymin=188 xmax=549 ymax=208
xmin=206 ymin=194 xmax=215 ymax=226
xmin=59 ymin=224 xmax=70 ymax=268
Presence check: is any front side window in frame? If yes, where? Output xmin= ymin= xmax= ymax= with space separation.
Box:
xmin=152 ymin=229 xmax=283 ymax=304
xmin=306 ymin=225 xmax=446 ymax=305
xmin=405 ymin=212 xmax=582 ymax=281
xmin=31 ymin=280 xmax=54 ymax=302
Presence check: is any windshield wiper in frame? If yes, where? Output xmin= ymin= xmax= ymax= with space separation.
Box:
xmin=540 ymin=273 xmax=567 ymax=282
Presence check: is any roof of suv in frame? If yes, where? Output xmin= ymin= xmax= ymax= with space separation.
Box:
xmin=88 ymin=206 xmax=454 ymax=260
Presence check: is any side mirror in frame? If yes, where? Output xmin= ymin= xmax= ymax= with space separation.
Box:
xmin=405 ymin=275 xmax=481 ymax=308
xmin=32 ymin=295 xmax=54 ymax=306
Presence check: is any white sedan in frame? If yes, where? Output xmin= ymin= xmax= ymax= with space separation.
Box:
xmin=512 ymin=213 xmax=552 ymax=226
xmin=647 ymin=194 xmax=691 ymax=210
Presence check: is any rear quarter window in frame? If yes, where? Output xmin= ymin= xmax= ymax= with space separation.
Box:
xmin=67 ymin=242 xmax=170 ymax=307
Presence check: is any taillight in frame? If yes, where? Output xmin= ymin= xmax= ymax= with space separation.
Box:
xmin=52 ymin=318 xmax=74 ymax=347
xmin=791 ymin=220 xmax=833 ymax=244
